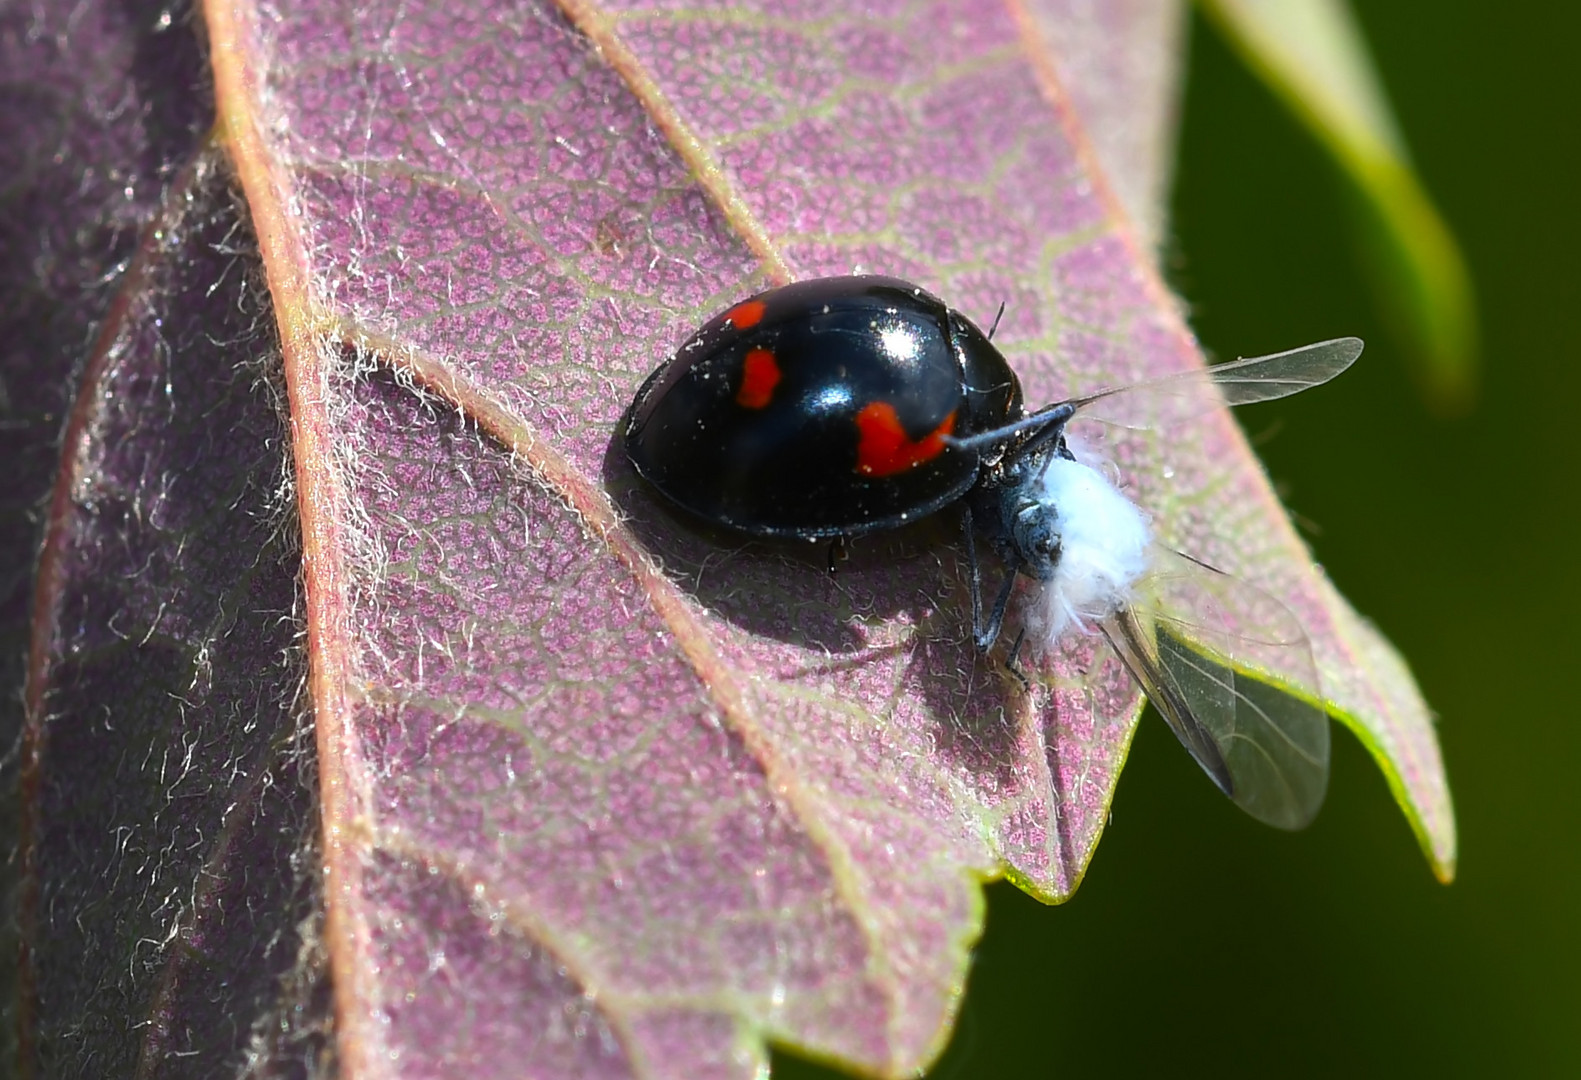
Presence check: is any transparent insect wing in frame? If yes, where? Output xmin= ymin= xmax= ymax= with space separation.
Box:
xmin=1071 ymin=336 xmax=1364 ymax=432
xmin=1101 ymin=551 xmax=1332 ymax=830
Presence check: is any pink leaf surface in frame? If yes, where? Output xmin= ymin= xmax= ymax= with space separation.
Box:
xmin=15 ymin=0 xmax=1455 ymax=1075
xmin=1025 ymin=0 xmax=1189 ymax=250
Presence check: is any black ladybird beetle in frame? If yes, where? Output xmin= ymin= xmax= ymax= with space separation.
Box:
xmin=624 ymin=275 xmax=1021 ymax=541
xmin=625 ymin=276 xmax=1363 ymax=828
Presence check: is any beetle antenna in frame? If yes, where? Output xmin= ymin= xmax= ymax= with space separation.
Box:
xmin=987 ymin=301 xmax=1007 ymax=341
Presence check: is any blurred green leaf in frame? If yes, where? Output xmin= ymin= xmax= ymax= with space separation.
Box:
xmin=1199 ymin=0 xmax=1478 ymax=413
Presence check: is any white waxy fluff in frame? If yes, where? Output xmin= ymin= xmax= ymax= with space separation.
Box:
xmin=1023 ymin=455 xmax=1153 ymax=653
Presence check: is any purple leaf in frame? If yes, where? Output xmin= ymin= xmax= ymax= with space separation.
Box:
xmin=12 ymin=0 xmax=1455 ymax=1076
xmin=2 ymin=3 xmax=321 ymax=1075
xmin=21 ymin=155 xmax=324 ymax=1074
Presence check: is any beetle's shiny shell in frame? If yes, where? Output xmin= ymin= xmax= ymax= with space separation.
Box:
xmin=624 ymin=276 xmax=1022 ymax=540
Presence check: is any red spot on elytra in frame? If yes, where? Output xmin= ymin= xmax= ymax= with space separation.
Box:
xmin=855 ymin=403 xmax=956 ymax=477
xmin=726 ymin=299 xmax=766 ymax=329
xmin=736 ymin=347 xmax=780 ymax=409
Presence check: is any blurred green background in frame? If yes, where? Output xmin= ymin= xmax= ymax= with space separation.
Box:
xmin=781 ymin=1 xmax=1578 ymax=1075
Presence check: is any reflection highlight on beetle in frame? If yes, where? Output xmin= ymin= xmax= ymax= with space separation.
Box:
xmin=624 ymin=275 xmax=1361 ymax=830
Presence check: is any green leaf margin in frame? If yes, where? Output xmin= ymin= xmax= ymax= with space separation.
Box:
xmin=1199 ymin=0 xmax=1478 ymax=414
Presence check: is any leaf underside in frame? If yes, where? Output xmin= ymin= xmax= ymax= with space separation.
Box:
xmin=22 ymin=156 xmax=327 ymax=1076
xmin=12 ymin=0 xmax=1455 ymax=1077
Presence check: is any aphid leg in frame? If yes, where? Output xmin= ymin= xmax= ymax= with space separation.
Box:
xmin=826 ymin=536 xmax=847 ymax=575
xmin=960 ymin=504 xmax=985 ymax=633
xmin=942 ymin=400 xmax=1077 ymax=454
xmin=962 ymin=504 xmax=1025 ymax=683
xmin=1014 ymin=402 xmax=1077 ymax=459
xmin=978 ymin=569 xmax=1017 ymax=652
xmin=987 ymin=300 xmax=1007 ymax=341
xmin=1004 ymin=628 xmax=1031 ymax=691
